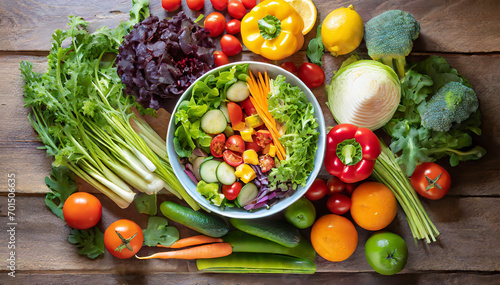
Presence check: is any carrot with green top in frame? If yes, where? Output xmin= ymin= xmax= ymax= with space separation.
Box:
xmin=157 ymin=235 xmax=223 ymax=249
xmin=136 ymin=243 xmax=232 ymax=260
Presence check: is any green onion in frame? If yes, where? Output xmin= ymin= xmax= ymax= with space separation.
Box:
xmin=372 ymin=140 xmax=439 ymax=243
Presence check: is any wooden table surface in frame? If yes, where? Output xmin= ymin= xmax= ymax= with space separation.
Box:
xmin=1 ymin=0 xmax=499 ymax=284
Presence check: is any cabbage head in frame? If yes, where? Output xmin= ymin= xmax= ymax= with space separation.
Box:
xmin=326 ymin=60 xmax=401 ymax=131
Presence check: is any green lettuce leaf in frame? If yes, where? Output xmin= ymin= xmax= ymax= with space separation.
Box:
xmin=142 ymin=216 xmax=179 ymax=247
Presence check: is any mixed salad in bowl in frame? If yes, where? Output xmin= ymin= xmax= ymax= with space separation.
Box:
xmin=167 ymin=62 xmax=325 ymax=218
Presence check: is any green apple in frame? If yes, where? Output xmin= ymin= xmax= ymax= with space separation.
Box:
xmin=284 ymin=197 xmax=316 ymax=229
xmin=365 ymin=232 xmax=408 ymax=275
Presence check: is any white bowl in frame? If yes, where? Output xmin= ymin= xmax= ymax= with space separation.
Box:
xmin=166 ymin=61 xmax=326 ymax=219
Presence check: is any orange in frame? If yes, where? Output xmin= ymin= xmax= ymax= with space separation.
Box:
xmin=350 ymin=182 xmax=397 ymax=231
xmin=310 ymin=214 xmax=358 ymax=262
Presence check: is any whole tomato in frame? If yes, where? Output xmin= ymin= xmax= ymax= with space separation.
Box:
xmin=63 ymin=192 xmax=102 ymax=230
xmin=305 ymin=178 xmax=328 ymax=201
xmin=205 ymin=12 xmax=226 ymax=37
xmin=161 ymin=0 xmax=181 ymax=11
xmin=241 ymin=0 xmax=256 ymax=9
xmin=214 ymin=51 xmax=230 ymax=66
xmin=280 ymin=62 xmax=298 ymax=75
xmin=186 ymin=0 xmax=205 ymax=10
xmin=327 ymin=193 xmax=351 ymax=215
xmin=222 ymin=182 xmax=242 ymax=200
xmin=327 ymin=176 xmax=345 ymax=195
xmin=220 ymin=34 xmax=242 ymax=56
xmin=228 ymin=0 xmax=246 ymax=19
xmin=226 ymin=19 xmax=241 ymax=35
xmin=411 ymin=162 xmax=451 ymax=200
xmin=298 ymin=63 xmax=325 ymax=89
xmin=104 ymin=219 xmax=144 ymax=259
xmin=211 ymin=0 xmax=228 ymax=10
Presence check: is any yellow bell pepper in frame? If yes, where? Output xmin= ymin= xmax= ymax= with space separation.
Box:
xmin=243 ymin=150 xmax=259 ymax=165
xmin=241 ymin=0 xmax=304 ymax=60
xmin=245 ymin=114 xmax=264 ymax=129
xmin=240 ymin=126 xmax=255 ymax=142
xmin=263 ymin=143 xmax=276 ymax=158
xmin=235 ymin=164 xmax=257 ymax=184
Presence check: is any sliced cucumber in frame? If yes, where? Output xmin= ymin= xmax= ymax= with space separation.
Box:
xmin=220 ymin=103 xmax=231 ymax=123
xmin=199 ymin=159 xmax=221 ymax=183
xmin=226 ymin=81 xmax=250 ymax=102
xmin=192 ymin=156 xmax=206 ymax=181
xmin=237 ymin=183 xmax=258 ymax=206
xmin=201 ymin=110 xmax=227 ymax=135
xmin=216 ymin=162 xmax=237 ymax=185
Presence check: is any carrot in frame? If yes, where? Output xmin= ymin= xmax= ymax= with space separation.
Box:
xmin=247 ymin=71 xmax=286 ymax=160
xmin=136 ymin=243 xmax=233 ymax=260
xmin=157 ymin=235 xmax=223 ymax=249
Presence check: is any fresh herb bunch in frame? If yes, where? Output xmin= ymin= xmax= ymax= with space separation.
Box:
xmin=20 ymin=0 xmax=199 ymax=210
xmin=384 ymin=56 xmax=486 ymax=177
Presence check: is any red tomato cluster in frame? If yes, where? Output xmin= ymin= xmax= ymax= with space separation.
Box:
xmin=304 ymin=177 xmax=357 ymax=215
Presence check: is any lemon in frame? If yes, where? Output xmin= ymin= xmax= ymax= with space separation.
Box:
xmin=284 ymin=0 xmax=317 ymax=35
xmin=321 ymin=5 xmax=364 ymax=56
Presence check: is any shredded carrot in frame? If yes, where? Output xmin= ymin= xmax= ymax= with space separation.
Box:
xmin=157 ymin=235 xmax=223 ymax=249
xmin=136 ymin=243 xmax=232 ymax=260
xmin=247 ymin=71 xmax=286 ymax=160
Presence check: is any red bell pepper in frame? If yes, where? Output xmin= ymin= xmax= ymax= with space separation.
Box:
xmin=324 ymin=124 xmax=381 ymax=183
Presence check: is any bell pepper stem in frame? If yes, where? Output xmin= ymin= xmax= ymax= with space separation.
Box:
xmin=336 ymin=138 xmax=362 ymax=166
xmin=342 ymin=144 xmax=356 ymax=165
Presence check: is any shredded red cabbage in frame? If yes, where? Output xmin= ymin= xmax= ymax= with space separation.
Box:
xmin=117 ymin=12 xmax=216 ymax=110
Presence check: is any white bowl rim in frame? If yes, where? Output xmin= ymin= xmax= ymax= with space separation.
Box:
xmin=166 ymin=61 xmax=326 ymax=219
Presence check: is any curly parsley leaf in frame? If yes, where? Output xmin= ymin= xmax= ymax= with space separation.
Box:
xmin=306 ymin=26 xmax=324 ymax=66
xmin=68 ymin=228 xmax=105 ymax=259
xmin=44 ymin=166 xmax=78 ymax=220
xmin=142 ymin=216 xmax=179 ymax=247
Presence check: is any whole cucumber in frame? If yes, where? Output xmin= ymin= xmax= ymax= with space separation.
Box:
xmin=223 ymin=230 xmax=316 ymax=262
xmin=160 ymin=201 xmax=229 ymax=238
xmin=230 ymin=218 xmax=300 ymax=248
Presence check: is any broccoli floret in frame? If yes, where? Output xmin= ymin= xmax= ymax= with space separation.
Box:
xmin=418 ymin=81 xmax=478 ymax=132
xmin=364 ymin=10 xmax=420 ymax=78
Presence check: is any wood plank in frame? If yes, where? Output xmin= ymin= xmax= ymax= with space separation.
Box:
xmin=0 ymin=0 xmax=499 ymax=53
xmin=3 ymin=272 xmax=500 ymax=285
xmin=2 ymin=53 xmax=499 ymax=196
xmin=0 ymin=195 xmax=498 ymax=272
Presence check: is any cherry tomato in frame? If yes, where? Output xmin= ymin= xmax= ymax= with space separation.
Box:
xmin=344 ymin=183 xmax=357 ymax=196
xmin=210 ymin=134 xmax=226 ymax=157
xmin=223 ymin=150 xmax=243 ymax=167
xmin=226 ymin=19 xmax=241 ymax=35
xmin=227 ymin=102 xmax=243 ymax=126
xmin=255 ymin=130 xmax=272 ymax=148
xmin=213 ymin=51 xmax=230 ymax=67
xmin=411 ymin=162 xmax=451 ymax=200
xmin=186 ymin=0 xmax=204 ymax=10
xmin=245 ymin=140 xmax=262 ymax=153
xmin=298 ymin=63 xmax=325 ymax=89
xmin=63 ymin=192 xmax=102 ymax=230
xmin=227 ymin=0 xmax=246 ymax=19
xmin=225 ymin=135 xmax=245 ymax=153
xmin=223 ymin=182 xmax=242 ymax=200
xmin=241 ymin=0 xmax=256 ymax=9
xmin=327 ymin=193 xmax=351 ymax=215
xmin=161 ymin=0 xmax=181 ymax=11
xmin=259 ymin=154 xmax=275 ymax=172
xmin=305 ymin=178 xmax=328 ymax=201
xmin=204 ymin=12 xmax=226 ymax=37
xmin=220 ymin=34 xmax=242 ymax=56
xmin=240 ymin=98 xmax=257 ymax=116
xmin=104 ymin=219 xmax=143 ymax=259
xmin=327 ymin=176 xmax=345 ymax=195
xmin=280 ymin=62 xmax=298 ymax=75
xmin=210 ymin=0 xmax=228 ymax=10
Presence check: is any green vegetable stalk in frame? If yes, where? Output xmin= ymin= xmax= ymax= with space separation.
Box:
xmin=196 ymin=253 xmax=316 ymax=274
xmin=372 ymin=141 xmax=439 ymax=243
